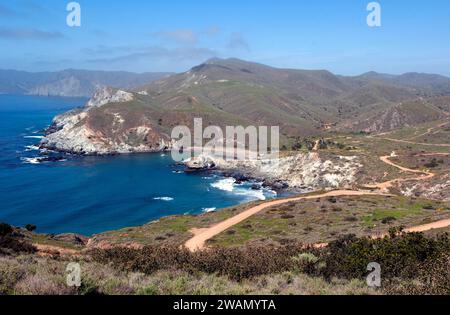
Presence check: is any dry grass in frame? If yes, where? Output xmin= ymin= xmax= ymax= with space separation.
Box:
xmin=0 ymin=255 xmax=376 ymax=295
xmin=209 ymin=195 xmax=450 ymax=247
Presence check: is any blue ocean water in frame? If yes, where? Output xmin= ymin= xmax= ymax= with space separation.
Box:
xmin=0 ymin=95 xmax=277 ymax=236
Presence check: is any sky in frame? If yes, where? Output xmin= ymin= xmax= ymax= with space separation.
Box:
xmin=0 ymin=0 xmax=449 ymax=76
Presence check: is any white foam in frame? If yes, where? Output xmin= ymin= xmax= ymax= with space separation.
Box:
xmin=202 ymin=207 xmax=217 ymax=213
xmin=233 ymin=187 xmax=268 ymax=201
xmin=25 ymin=145 xmax=40 ymax=151
xmin=24 ymin=135 xmax=44 ymax=139
xmin=210 ymin=177 xmax=277 ymax=201
xmin=211 ymin=178 xmax=235 ymax=192
xmin=153 ymin=197 xmax=174 ymax=201
xmin=21 ymin=157 xmax=41 ymax=164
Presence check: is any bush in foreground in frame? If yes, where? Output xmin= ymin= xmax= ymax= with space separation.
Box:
xmin=322 ymin=231 xmax=449 ymax=281
xmin=91 ymin=231 xmax=449 ymax=294
xmin=91 ymin=244 xmax=309 ymax=281
xmin=0 ymin=223 xmax=36 ymax=256
xmin=1 ymin=229 xmax=448 ymax=295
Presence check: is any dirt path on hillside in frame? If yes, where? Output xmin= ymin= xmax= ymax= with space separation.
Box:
xmin=381 ymin=137 xmax=450 ymax=147
xmin=379 ymin=121 xmax=450 ymax=147
xmin=184 ymin=191 xmax=390 ymax=251
xmin=365 ymin=155 xmax=436 ymax=191
xmin=33 ymin=244 xmax=81 ymax=257
xmin=407 ymin=128 xmax=433 ymax=140
xmin=185 ymin=153 xmax=447 ymax=251
xmin=305 ymin=218 xmax=450 ymax=250
xmin=375 ymin=121 xmax=449 ymax=144
xmin=406 ymin=122 xmax=450 ymax=141
xmin=404 ymin=219 xmax=450 ymax=233
xmin=29 ymin=152 xmax=447 ymax=255
xmin=416 ymin=153 xmax=450 ymax=157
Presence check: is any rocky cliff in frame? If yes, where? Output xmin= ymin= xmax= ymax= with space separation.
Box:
xmin=40 ymin=87 xmax=172 ymax=155
xmin=186 ymin=152 xmax=362 ymax=190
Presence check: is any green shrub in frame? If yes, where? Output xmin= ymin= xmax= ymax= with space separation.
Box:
xmin=25 ymin=224 xmax=37 ymax=232
xmin=381 ymin=217 xmax=397 ymax=224
xmin=322 ymin=233 xmax=449 ymax=281
xmin=292 ymin=253 xmax=323 ymax=275
xmin=0 ymin=258 xmax=27 ymax=294
xmin=0 ymin=237 xmax=36 ymax=255
xmin=90 ymin=232 xmax=449 ymax=292
xmin=91 ymin=244 xmax=308 ymax=281
xmin=0 ymin=223 xmax=13 ymax=237
xmin=384 ymin=254 xmax=450 ymax=295
xmin=424 ymin=158 xmax=439 ymax=168
xmin=0 ymin=223 xmax=36 ymax=255
xmin=328 ymin=197 xmax=337 ymax=204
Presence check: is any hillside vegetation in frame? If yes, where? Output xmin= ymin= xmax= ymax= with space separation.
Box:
xmin=40 ymin=58 xmax=450 ymax=155
xmin=0 ymin=222 xmax=448 ymax=295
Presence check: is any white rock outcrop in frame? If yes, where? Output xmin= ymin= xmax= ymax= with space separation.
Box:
xmin=185 ymin=152 xmax=362 ymax=190
xmin=86 ymin=87 xmax=134 ymax=107
xmin=40 ymin=87 xmax=172 ymax=155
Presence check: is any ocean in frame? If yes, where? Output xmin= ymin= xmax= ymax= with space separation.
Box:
xmin=0 ymin=94 xmax=277 ymax=236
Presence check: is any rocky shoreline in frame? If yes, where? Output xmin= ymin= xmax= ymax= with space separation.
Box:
xmin=184 ymin=152 xmax=363 ymax=192
xmin=38 ymin=86 xmax=363 ymax=193
xmin=39 ymin=87 xmax=174 ymax=156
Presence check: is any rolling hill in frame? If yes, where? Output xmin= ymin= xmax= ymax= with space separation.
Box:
xmin=41 ymin=58 xmax=450 ymax=154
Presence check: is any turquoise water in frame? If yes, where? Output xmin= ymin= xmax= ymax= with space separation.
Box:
xmin=0 ymin=95 xmax=277 ymax=236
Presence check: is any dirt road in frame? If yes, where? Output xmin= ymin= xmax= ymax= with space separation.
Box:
xmin=366 ymin=155 xmax=436 ymax=190
xmin=381 ymin=137 xmax=450 ymax=147
xmin=185 ymin=154 xmax=448 ymax=251
xmin=184 ymin=190 xmax=388 ymax=251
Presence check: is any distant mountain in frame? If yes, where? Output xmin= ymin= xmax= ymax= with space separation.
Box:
xmin=357 ymin=71 xmax=450 ymax=95
xmin=40 ymin=58 xmax=450 ymax=155
xmin=140 ymin=58 xmax=450 ymax=133
xmin=0 ymin=69 xmax=172 ymax=97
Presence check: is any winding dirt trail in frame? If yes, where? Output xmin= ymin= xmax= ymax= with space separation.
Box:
xmin=380 ymin=137 xmax=450 ymax=147
xmin=376 ymin=121 xmax=450 ymax=146
xmin=365 ymin=155 xmax=436 ymax=191
xmin=406 ymin=122 xmax=450 ymax=141
xmin=185 ymin=191 xmax=391 ymax=251
xmin=33 ymin=244 xmax=82 ymax=257
xmin=185 ymin=153 xmax=448 ymax=251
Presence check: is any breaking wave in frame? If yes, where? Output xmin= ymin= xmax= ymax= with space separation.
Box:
xmin=210 ymin=178 xmax=277 ymax=201
xmin=153 ymin=197 xmax=174 ymax=201
xmin=21 ymin=157 xmax=41 ymax=164
xmin=25 ymin=145 xmax=40 ymax=151
xmin=211 ymin=178 xmax=235 ymax=192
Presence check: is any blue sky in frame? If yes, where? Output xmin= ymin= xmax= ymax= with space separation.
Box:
xmin=0 ymin=0 xmax=449 ymax=76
